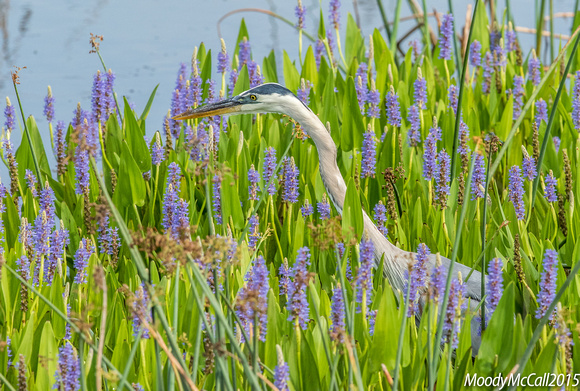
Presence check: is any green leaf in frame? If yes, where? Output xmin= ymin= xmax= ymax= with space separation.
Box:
xmin=114 ymin=142 xmax=146 ymax=208
xmin=342 ymin=178 xmax=363 ymax=242
xmin=283 ymin=50 xmax=300 ymax=93
xmin=139 ymin=84 xmax=159 ymax=121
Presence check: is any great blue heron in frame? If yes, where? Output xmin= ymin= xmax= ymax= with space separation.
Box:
xmin=175 ymin=82 xmax=484 ymax=355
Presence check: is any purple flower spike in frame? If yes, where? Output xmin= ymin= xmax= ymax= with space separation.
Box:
xmin=522 ymin=149 xmax=537 ymax=181
xmin=406 ymin=243 xmax=430 ymax=317
xmin=132 ymin=283 xmax=152 ymax=339
xmin=330 ymin=284 xmax=346 ymax=342
xmin=213 ymin=174 xmax=222 ymax=225
xmin=329 ymin=0 xmax=341 ymax=29
xmin=355 ymin=63 xmax=369 ymax=113
xmin=236 ymin=255 xmax=270 ymax=342
xmin=482 ymin=52 xmax=494 ymax=94
xmin=448 ymin=84 xmax=458 ymax=115
xmin=422 ymin=121 xmax=442 ymax=180
xmin=301 ymin=200 xmax=313 ymax=218
xmin=536 ymin=249 xmax=558 ymax=320
xmin=297 ymin=79 xmax=312 ymax=105
xmin=373 ymin=201 xmax=388 ymax=237
xmin=438 ymin=14 xmax=454 ymax=60
xmin=355 ymin=239 xmax=374 ymax=313
xmin=315 ymin=39 xmax=325 ymax=69
xmin=407 ymin=104 xmax=421 ymax=147
xmin=508 ymin=166 xmax=525 ymax=220
xmin=53 ymin=342 xmax=81 ymax=391
xmin=73 ymin=238 xmax=93 ymax=284
xmin=361 ymin=128 xmax=376 ymax=178
xmin=248 ymin=214 xmax=261 ymax=249
xmin=471 ymin=154 xmax=486 ymax=200
xmin=553 ymin=136 xmax=560 ymax=152
xmin=470 ymin=41 xmax=482 ymax=67
xmin=295 ymin=0 xmax=306 ymax=30
xmin=512 ymin=76 xmax=525 ymax=120
xmin=430 ymin=258 xmax=447 ymax=304
xmin=572 ymin=71 xmax=580 ymax=130
xmin=44 ymin=86 xmax=55 ymax=123
xmin=263 ymin=147 xmax=277 ymax=196
xmin=248 ymin=164 xmax=260 ymax=201
xmin=442 ymin=277 xmax=467 ymax=349
xmin=287 ymin=247 xmax=312 ymax=329
xmin=385 ymin=87 xmax=401 ymax=127
xmin=485 ymin=258 xmax=504 ymax=326
xmin=367 ymin=81 xmax=381 ymax=118
xmin=528 ymin=53 xmax=541 ymax=86
xmin=4 ymin=98 xmax=16 ymax=132
xmin=238 ymin=38 xmax=251 ymax=70
xmin=435 ymin=150 xmax=451 ymax=204
xmin=282 ymin=157 xmax=299 ymax=203
xmin=217 ymin=39 xmax=229 ymax=74
xmin=317 ymin=194 xmax=331 ymax=220
xmin=413 ymin=71 xmax=427 ymax=109
xmin=274 ymin=348 xmax=290 ymax=391
xmin=151 ymin=134 xmax=165 ymax=166
xmin=535 ymin=99 xmax=548 ymax=127
xmin=544 ymin=170 xmax=558 ymax=202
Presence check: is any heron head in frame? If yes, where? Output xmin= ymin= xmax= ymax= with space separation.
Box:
xmin=173 ymin=83 xmax=308 ymax=120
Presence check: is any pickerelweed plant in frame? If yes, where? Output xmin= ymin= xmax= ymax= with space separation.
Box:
xmin=1 ymin=1 xmax=580 ymax=390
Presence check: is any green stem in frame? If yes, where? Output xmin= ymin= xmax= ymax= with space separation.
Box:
xmin=117 ymin=328 xmax=144 ymax=391
xmin=389 ymin=0 xmax=403 ymax=54
xmin=392 ymin=281 xmax=411 ymax=391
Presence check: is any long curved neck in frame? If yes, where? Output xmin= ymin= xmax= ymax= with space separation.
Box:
xmin=290 ymin=104 xmax=407 ymax=291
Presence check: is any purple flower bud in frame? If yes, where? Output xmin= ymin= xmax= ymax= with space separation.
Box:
xmin=508 ymin=165 xmax=525 ymax=220
xmin=274 ymin=347 xmax=290 ymax=391
xmin=435 ymin=149 xmax=451 ymax=205
xmin=151 ymin=135 xmax=165 ymax=166
xmin=438 ymin=14 xmax=454 ymax=60
xmin=535 ymin=249 xmax=558 ymax=320
xmin=239 ymin=39 xmax=252 ymax=70
xmin=367 ymin=83 xmax=381 ymax=118
xmin=217 ymin=40 xmax=229 ymax=74
xmin=430 ymin=259 xmax=447 ymax=304
xmin=279 ymin=259 xmax=291 ymax=296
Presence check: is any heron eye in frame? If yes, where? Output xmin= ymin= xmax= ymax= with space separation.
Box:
xmin=250 ymin=94 xmax=257 ymax=101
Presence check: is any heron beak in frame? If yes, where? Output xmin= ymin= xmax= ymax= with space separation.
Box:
xmin=172 ymin=98 xmax=242 ymax=120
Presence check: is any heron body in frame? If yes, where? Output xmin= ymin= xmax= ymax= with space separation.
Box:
xmin=175 ymin=82 xmax=484 ymax=355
